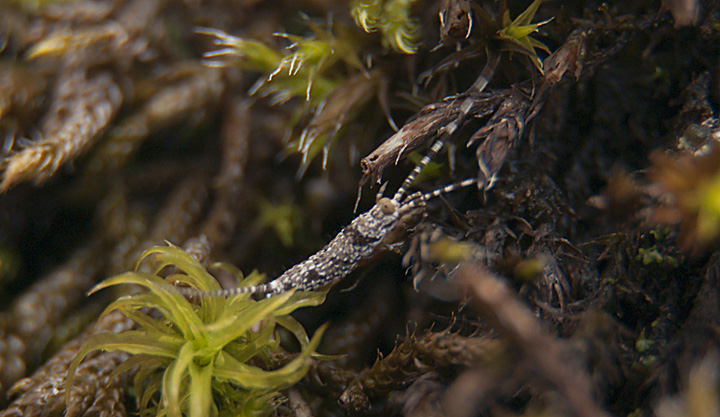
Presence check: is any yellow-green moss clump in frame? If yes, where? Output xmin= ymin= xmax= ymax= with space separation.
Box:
xmin=66 ymin=244 xmax=328 ymax=417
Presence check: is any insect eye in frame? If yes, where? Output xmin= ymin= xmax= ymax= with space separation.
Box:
xmin=378 ymin=198 xmax=396 ymax=215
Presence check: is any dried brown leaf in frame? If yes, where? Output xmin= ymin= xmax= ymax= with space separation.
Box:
xmin=361 ymin=91 xmax=500 ymax=185
xmin=339 ymin=329 xmax=502 ymax=413
xmin=470 ymin=89 xmax=528 ymax=190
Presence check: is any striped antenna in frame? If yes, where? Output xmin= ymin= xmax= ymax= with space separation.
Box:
xmin=399 ymin=177 xmax=479 ymax=214
xmin=392 ymin=53 xmax=500 ymax=202
xmin=421 ymin=177 xmax=479 ymax=201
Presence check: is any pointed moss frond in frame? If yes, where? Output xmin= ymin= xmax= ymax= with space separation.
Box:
xmin=67 ymin=244 xmax=329 ymax=417
xmin=350 ymin=0 xmax=384 ymax=33
xmin=351 ymin=0 xmax=421 ymax=54
xmin=200 ymin=18 xmax=381 ymax=175
xmin=498 ymin=0 xmax=552 ymax=74
xmin=199 ymin=17 xmax=363 ymax=106
xmin=197 ymin=27 xmax=283 ymax=74
xmin=272 ymin=16 xmax=364 ymax=101
xmin=351 ymin=0 xmax=383 ymax=33
xmin=291 ymin=70 xmax=383 ymax=177
xmin=1 ymin=71 xmax=122 ymax=192
xmin=381 ymin=0 xmax=421 ymax=54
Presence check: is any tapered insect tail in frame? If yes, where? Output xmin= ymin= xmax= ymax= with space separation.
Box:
xmin=172 ymin=282 xmax=271 ymax=298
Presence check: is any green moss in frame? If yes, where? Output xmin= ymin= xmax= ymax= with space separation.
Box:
xmin=697 ymin=171 xmax=720 ymax=244
xmin=635 ymin=229 xmax=683 ymax=267
xmin=199 ymin=16 xmax=362 ymax=106
xmin=351 ymin=0 xmax=421 ymax=54
xmin=199 ymin=17 xmax=372 ymax=174
xmin=498 ymin=0 xmax=551 ymax=73
xmin=256 ymin=198 xmax=299 ymax=248
xmin=66 ymin=244 xmax=328 ymax=417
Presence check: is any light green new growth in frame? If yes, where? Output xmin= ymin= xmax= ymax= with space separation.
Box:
xmin=199 ymin=17 xmax=363 ymax=105
xmin=351 ymin=0 xmax=382 ymax=33
xmin=498 ymin=0 xmax=551 ymax=74
xmin=197 ymin=28 xmax=283 ymax=74
xmin=198 ymin=18 xmax=370 ymax=175
xmin=351 ymin=0 xmax=421 ymax=54
xmin=66 ymin=244 xmax=329 ymax=417
xmin=270 ymin=17 xmax=365 ymax=102
xmin=256 ymin=198 xmax=299 ymax=248
xmin=697 ymin=171 xmax=720 ymax=244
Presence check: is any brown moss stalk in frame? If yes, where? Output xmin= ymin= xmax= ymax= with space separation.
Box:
xmin=0 ymin=63 xmax=45 ymax=121
xmin=83 ymin=65 xmax=224 ymax=178
xmin=182 ymin=96 xmax=250 ymax=262
xmin=0 ymin=242 xmax=104 ymax=396
xmin=109 ymin=177 xmax=209 ymax=273
xmin=1 ymin=71 xmax=122 ymax=191
xmin=339 ymin=329 xmax=502 ymax=412
xmin=1 ymin=311 xmax=133 ymax=417
xmin=456 ymin=264 xmax=610 ymax=417
xmin=147 ymin=176 xmax=210 ymax=245
xmin=65 ymin=350 xmax=129 ymax=417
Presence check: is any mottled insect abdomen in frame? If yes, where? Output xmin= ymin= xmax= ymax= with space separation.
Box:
xmin=266 ymin=197 xmax=401 ymax=294
xmin=176 ymin=197 xmax=403 ymax=297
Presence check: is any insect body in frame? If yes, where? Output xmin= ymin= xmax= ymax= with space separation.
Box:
xmin=176 ymin=57 xmax=499 ymax=299
xmin=176 ymin=179 xmax=477 ymax=298
xmin=257 ymin=196 xmax=402 ymax=296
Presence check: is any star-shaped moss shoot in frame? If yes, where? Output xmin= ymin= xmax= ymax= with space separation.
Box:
xmin=66 ymin=244 xmax=329 ymax=417
xmin=498 ymin=0 xmax=552 ymax=74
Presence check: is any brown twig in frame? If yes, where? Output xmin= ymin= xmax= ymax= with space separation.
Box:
xmin=456 ymin=263 xmax=610 ymax=417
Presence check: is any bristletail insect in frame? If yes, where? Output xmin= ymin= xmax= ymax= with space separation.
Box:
xmin=174 ymin=177 xmax=479 ymax=298
xmin=173 ymin=55 xmax=501 ymax=298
